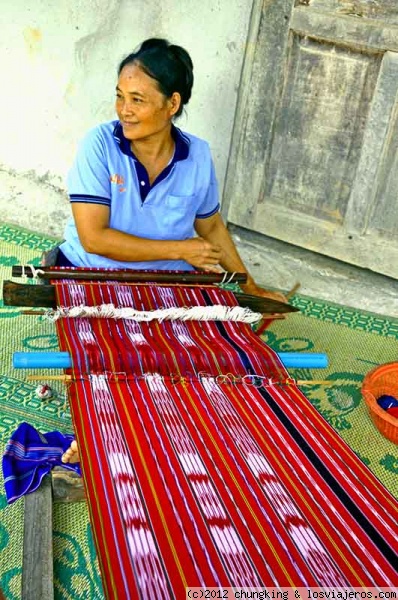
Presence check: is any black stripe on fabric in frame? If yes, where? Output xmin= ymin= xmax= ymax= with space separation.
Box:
xmin=259 ymin=387 xmax=398 ymax=570
xmin=196 ymin=204 xmax=220 ymax=219
xmin=70 ymin=197 xmax=111 ymax=206
xmin=201 ymin=290 xmax=255 ymax=373
xmin=70 ymin=194 xmax=110 ymax=201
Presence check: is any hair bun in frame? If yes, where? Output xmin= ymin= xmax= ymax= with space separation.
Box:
xmin=140 ymin=38 xmax=169 ymax=52
xmin=118 ymin=38 xmax=194 ymax=118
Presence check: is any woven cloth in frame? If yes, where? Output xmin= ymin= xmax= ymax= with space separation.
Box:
xmin=2 ymin=422 xmax=80 ymax=503
xmin=0 ymin=223 xmax=397 ymax=600
xmin=51 ymin=279 xmax=398 ymax=597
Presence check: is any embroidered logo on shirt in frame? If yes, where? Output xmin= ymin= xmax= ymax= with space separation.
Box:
xmin=110 ymin=174 xmax=124 ymax=185
xmin=110 ymin=174 xmax=126 ymax=193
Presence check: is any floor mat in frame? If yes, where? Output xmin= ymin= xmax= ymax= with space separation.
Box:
xmin=0 ymin=222 xmax=397 ymax=599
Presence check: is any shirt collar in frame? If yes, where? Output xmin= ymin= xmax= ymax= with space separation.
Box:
xmin=113 ymin=121 xmax=190 ymax=163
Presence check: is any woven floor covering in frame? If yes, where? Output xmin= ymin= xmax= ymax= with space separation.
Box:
xmin=0 ymin=223 xmax=397 ymax=599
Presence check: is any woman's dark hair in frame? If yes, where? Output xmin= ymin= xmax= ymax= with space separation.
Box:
xmin=118 ymin=38 xmax=194 ymax=118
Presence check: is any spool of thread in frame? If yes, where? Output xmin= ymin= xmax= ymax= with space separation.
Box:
xmin=35 ymin=384 xmax=53 ymax=399
xmin=377 ymin=394 xmax=398 ymax=418
xmin=387 ymin=406 xmax=398 ymax=419
xmin=13 ymin=351 xmax=328 ymax=370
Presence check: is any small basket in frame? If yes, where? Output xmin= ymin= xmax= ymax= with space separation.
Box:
xmin=361 ymin=362 xmax=398 ymax=445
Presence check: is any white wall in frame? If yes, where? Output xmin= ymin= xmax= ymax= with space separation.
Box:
xmin=0 ymin=0 xmax=253 ymax=236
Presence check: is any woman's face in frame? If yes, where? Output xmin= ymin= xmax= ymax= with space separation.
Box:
xmin=116 ymin=63 xmax=178 ymax=142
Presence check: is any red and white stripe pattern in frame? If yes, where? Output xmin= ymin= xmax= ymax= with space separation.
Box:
xmin=53 ymin=280 xmax=398 ymax=599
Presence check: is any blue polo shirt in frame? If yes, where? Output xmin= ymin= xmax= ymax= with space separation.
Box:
xmin=60 ymin=120 xmax=220 ymax=270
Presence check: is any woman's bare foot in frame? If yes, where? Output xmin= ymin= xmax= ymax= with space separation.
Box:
xmin=61 ymin=439 xmax=80 ymax=464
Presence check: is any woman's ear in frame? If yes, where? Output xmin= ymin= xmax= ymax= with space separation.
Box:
xmin=169 ymin=92 xmax=182 ymax=117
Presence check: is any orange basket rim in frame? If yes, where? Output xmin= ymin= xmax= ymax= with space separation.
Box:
xmin=361 ymin=362 xmax=398 ymax=427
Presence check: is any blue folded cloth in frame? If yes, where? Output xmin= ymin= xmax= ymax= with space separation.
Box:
xmin=2 ymin=422 xmax=81 ymax=504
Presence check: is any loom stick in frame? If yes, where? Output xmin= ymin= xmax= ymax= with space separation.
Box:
xmin=12 ymin=266 xmax=248 ymax=284
xmin=2 ymin=281 xmax=299 ymax=314
xmin=27 ymin=374 xmax=72 ymax=382
xmin=3 ymin=281 xmax=56 ymax=308
xmin=25 ymin=374 xmax=332 ymax=386
xmin=14 ymin=351 xmax=328 ymax=370
xmin=21 ymin=476 xmax=54 ymax=600
xmin=297 ymin=380 xmax=334 ymax=386
xmin=286 ymin=282 xmax=301 ymax=299
xmin=234 ymin=293 xmax=299 ymax=314
xmin=255 ymin=281 xmax=301 ymax=336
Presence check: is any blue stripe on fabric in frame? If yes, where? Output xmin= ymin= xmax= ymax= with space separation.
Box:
xmin=2 ymin=422 xmax=81 ymax=504
xmin=70 ymin=194 xmax=111 ymax=206
xmin=196 ymin=204 xmax=220 ymax=219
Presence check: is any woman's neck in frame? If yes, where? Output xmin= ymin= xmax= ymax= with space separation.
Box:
xmin=130 ymin=126 xmax=174 ymax=164
xmin=131 ymin=126 xmax=175 ymax=184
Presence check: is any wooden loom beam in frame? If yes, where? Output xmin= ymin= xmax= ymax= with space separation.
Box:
xmin=22 ymin=476 xmax=54 ymax=600
xmin=21 ymin=471 xmax=85 ymax=600
xmin=12 ymin=266 xmax=248 ymax=284
xmin=2 ymin=281 xmax=299 ymax=314
xmin=3 ymin=281 xmax=57 ymax=308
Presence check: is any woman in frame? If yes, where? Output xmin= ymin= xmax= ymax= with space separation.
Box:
xmin=57 ymin=37 xmax=285 ymax=302
xmin=60 ymin=38 xmax=286 ymax=464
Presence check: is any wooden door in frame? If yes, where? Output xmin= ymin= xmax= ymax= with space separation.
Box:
xmin=223 ymin=0 xmax=398 ymax=278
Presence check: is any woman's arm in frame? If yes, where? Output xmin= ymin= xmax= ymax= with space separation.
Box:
xmin=72 ymin=202 xmax=223 ymax=269
xmin=194 ymin=213 xmax=287 ymax=302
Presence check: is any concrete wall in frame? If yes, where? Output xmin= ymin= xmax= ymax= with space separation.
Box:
xmin=0 ymin=0 xmax=253 ymax=237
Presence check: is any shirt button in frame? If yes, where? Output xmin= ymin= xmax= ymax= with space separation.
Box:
xmin=140 ymin=180 xmax=145 ymax=186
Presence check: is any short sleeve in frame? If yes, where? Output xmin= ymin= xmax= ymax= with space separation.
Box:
xmin=195 ymin=159 xmax=220 ymax=219
xmin=67 ymin=127 xmax=111 ymax=207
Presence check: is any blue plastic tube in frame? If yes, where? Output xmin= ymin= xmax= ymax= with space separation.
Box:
xmin=277 ymin=352 xmax=328 ymax=368
xmin=13 ymin=351 xmax=328 ymax=370
xmin=13 ymin=351 xmax=72 ymax=369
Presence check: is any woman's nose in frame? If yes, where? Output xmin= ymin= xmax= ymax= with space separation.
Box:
xmin=120 ymin=101 xmax=134 ymax=116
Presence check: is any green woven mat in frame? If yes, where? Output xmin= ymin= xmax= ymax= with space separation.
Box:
xmin=0 ymin=222 xmax=397 ymax=599
xmin=0 ymin=224 xmax=103 ymax=599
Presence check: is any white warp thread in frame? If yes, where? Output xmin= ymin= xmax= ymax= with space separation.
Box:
xmin=24 ymin=264 xmax=45 ymax=278
xmin=44 ymin=304 xmax=262 ymax=324
xmin=220 ymin=271 xmax=237 ymax=285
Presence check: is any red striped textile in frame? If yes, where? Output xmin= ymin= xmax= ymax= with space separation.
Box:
xmin=53 ymin=281 xmax=398 ymax=598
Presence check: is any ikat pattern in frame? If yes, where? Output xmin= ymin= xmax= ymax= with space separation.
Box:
xmin=1 ymin=225 xmax=398 ymax=599
xmin=52 ymin=280 xmax=398 ymax=599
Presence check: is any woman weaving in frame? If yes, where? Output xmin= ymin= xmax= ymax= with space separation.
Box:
xmin=60 ymin=37 xmax=286 ymax=463
xmin=58 ymin=37 xmax=285 ymax=302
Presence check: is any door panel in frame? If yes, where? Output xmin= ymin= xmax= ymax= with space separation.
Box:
xmin=224 ymin=0 xmax=398 ymax=278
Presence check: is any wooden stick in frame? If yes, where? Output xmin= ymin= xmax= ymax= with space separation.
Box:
xmin=22 ymin=476 xmax=54 ymax=600
xmin=24 ymin=374 xmax=331 ymax=386
xmin=255 ymin=282 xmax=301 ymax=336
xmin=3 ymin=281 xmax=299 ymax=314
xmin=3 ymin=281 xmax=57 ymax=308
xmin=286 ymin=282 xmax=301 ymax=299
xmin=12 ymin=266 xmax=248 ymax=284
xmin=296 ymin=380 xmax=333 ymax=386
xmin=27 ymin=375 xmax=72 ymax=382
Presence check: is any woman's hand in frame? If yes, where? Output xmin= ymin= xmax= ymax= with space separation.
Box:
xmin=180 ymin=237 xmax=223 ymax=272
xmin=240 ymin=278 xmax=288 ymax=324
xmin=240 ymin=280 xmax=288 ymax=304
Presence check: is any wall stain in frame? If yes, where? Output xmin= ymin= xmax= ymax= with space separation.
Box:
xmin=23 ymin=27 xmax=42 ymax=57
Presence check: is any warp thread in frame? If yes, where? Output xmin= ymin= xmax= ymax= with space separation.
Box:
xmin=43 ymin=303 xmax=263 ymax=324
